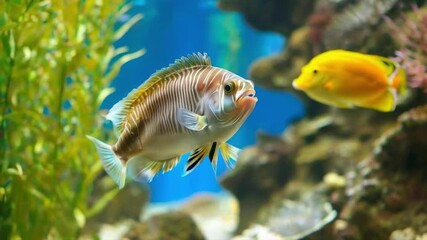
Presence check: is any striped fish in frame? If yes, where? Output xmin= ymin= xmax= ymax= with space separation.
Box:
xmin=87 ymin=53 xmax=257 ymax=189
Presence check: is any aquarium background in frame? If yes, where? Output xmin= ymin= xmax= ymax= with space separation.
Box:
xmin=3 ymin=0 xmax=427 ymax=239
xmin=108 ymin=0 xmax=304 ymax=202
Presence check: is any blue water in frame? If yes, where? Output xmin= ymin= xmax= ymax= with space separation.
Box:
xmin=104 ymin=0 xmax=304 ymax=202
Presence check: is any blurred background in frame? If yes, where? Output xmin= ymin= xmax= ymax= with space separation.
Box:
xmin=109 ymin=0 xmax=304 ymax=202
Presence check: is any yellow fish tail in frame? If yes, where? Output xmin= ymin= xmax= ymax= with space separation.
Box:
xmin=86 ymin=135 xmax=127 ymax=189
xmin=396 ymin=67 xmax=408 ymax=97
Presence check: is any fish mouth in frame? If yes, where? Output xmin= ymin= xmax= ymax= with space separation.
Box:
xmin=237 ymin=89 xmax=257 ymax=102
xmin=292 ymin=80 xmax=302 ymax=90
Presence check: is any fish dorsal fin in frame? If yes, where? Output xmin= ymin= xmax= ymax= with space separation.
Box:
xmin=107 ymin=53 xmax=211 ymax=134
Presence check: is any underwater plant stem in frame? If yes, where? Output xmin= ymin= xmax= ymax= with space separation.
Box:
xmin=54 ymin=61 xmax=67 ymax=163
xmin=24 ymin=0 xmax=35 ymax=13
xmin=1 ymin=51 xmax=15 ymax=172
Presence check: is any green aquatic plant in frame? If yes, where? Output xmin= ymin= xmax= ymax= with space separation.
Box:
xmin=0 ymin=0 xmax=144 ymax=238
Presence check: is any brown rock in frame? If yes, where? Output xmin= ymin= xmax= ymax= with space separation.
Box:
xmin=220 ymin=133 xmax=295 ymax=234
xmin=124 ymin=211 xmax=205 ymax=240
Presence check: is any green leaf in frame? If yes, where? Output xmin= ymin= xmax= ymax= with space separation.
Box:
xmin=114 ymin=13 xmax=143 ymax=41
xmin=97 ymin=87 xmax=115 ymax=105
xmin=103 ymin=49 xmax=145 ymax=83
xmin=74 ymin=208 xmax=86 ymax=228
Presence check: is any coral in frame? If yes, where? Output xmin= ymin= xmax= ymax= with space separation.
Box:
xmin=389 ymin=228 xmax=427 ymax=240
xmin=385 ymin=6 xmax=427 ymax=93
xmin=249 ymin=26 xmax=313 ymax=90
xmin=220 ymin=132 xmax=296 ymax=233
xmin=225 ymin=1 xmax=427 ymax=239
xmin=217 ymin=0 xmax=315 ymax=35
xmin=334 ymin=105 xmax=427 ymax=238
xmin=255 ymin=193 xmax=337 ymax=239
xmin=179 ymin=193 xmax=239 ymax=240
xmin=0 ymin=1 xmax=143 ymax=238
xmin=248 ymin=0 xmax=403 ymax=95
xmin=323 ymin=0 xmax=399 ymax=50
xmin=123 ymin=211 xmax=205 ymax=240
xmin=232 ymin=194 xmax=337 ymax=240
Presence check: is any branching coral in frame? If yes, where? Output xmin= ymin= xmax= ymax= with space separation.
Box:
xmin=323 ymin=0 xmax=398 ymax=49
xmin=385 ymin=5 xmax=427 ymax=93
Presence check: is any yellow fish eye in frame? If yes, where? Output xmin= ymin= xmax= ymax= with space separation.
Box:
xmin=313 ymin=69 xmax=318 ymax=74
xmin=224 ymin=81 xmax=236 ymax=95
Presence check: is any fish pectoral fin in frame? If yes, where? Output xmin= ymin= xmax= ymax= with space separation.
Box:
xmin=362 ymin=89 xmax=397 ymax=112
xmin=183 ymin=145 xmax=210 ymax=176
xmin=177 ymin=108 xmax=208 ymax=131
xmin=127 ymin=155 xmax=181 ymax=183
xmin=86 ymin=135 xmax=127 ymax=189
xmin=220 ymin=143 xmax=241 ymax=169
xmin=323 ymin=81 xmax=334 ymax=90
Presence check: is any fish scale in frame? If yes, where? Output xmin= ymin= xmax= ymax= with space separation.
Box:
xmin=117 ymin=69 xmax=202 ymax=155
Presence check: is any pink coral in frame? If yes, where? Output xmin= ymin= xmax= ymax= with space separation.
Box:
xmin=385 ymin=5 xmax=427 ymax=92
xmin=392 ymin=50 xmax=427 ymax=90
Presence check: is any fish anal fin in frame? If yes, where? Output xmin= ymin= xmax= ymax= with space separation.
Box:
xmin=128 ymin=155 xmax=181 ymax=183
xmin=209 ymin=142 xmax=219 ymax=174
xmin=183 ymin=145 xmax=210 ymax=176
xmin=163 ymin=157 xmax=181 ymax=173
xmin=362 ymin=89 xmax=396 ymax=112
xmin=220 ymin=143 xmax=241 ymax=169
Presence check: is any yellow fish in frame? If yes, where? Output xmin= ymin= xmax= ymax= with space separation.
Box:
xmin=87 ymin=53 xmax=257 ymax=189
xmin=292 ymin=49 xmax=407 ymax=112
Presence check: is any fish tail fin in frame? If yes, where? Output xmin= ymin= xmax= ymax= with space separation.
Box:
xmin=220 ymin=143 xmax=241 ymax=169
xmin=86 ymin=135 xmax=127 ymax=189
xmin=396 ymin=67 xmax=408 ymax=97
xmin=387 ymin=63 xmax=408 ymax=98
xmin=128 ymin=156 xmax=180 ymax=182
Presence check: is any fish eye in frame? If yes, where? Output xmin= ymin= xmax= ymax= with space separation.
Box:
xmin=224 ymin=81 xmax=236 ymax=95
xmin=313 ymin=69 xmax=318 ymax=74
